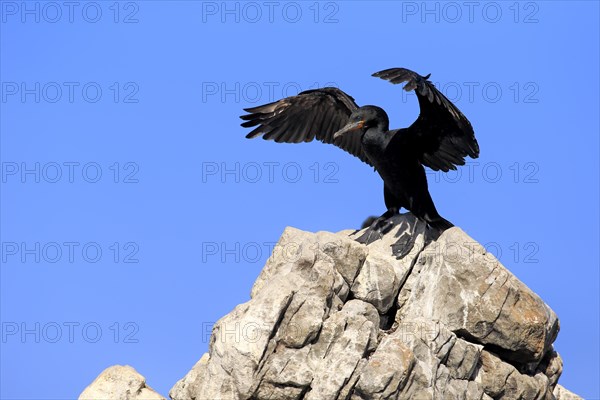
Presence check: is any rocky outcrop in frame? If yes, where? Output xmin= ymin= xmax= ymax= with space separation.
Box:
xmin=79 ymin=365 xmax=165 ymax=400
xmin=553 ymin=384 xmax=584 ymax=400
xmin=80 ymin=214 xmax=582 ymax=400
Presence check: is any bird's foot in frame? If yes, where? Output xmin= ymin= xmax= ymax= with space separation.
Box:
xmin=354 ymin=216 xmax=395 ymax=245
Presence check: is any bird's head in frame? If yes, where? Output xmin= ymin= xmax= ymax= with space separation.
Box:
xmin=333 ymin=106 xmax=389 ymax=140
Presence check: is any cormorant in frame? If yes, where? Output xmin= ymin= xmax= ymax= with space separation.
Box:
xmin=240 ymin=68 xmax=479 ymax=257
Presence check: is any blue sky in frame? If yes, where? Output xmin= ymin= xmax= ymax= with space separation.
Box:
xmin=1 ymin=1 xmax=598 ymax=398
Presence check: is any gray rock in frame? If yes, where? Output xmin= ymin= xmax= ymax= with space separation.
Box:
xmin=304 ymin=300 xmax=379 ymax=400
xmin=350 ymin=252 xmax=399 ymax=313
xmin=169 ymin=216 xmax=580 ymax=399
xmin=553 ymin=384 xmax=584 ymax=400
xmin=355 ymin=335 xmax=415 ymax=399
xmin=474 ymin=349 xmax=554 ymax=400
xmin=169 ymin=354 xmax=209 ymax=400
xmin=396 ymin=227 xmax=559 ymax=365
xmin=349 ymin=215 xmax=427 ymax=317
xmin=387 ymin=317 xmax=487 ymax=400
xmin=79 ymin=365 xmax=164 ymax=400
xmin=80 ymin=214 xmax=582 ymax=400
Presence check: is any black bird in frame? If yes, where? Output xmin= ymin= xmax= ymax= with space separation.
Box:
xmin=240 ymin=68 xmax=479 ymax=257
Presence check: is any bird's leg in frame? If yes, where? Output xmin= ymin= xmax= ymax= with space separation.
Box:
xmin=354 ymin=208 xmax=398 ymax=245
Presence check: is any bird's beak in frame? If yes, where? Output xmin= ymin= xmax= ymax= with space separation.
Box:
xmin=333 ymin=120 xmax=365 ymax=140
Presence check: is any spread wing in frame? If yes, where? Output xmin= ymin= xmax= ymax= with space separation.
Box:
xmin=373 ymin=68 xmax=479 ymax=172
xmin=240 ymin=87 xmax=373 ymax=166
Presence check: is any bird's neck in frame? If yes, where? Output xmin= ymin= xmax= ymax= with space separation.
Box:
xmin=367 ymin=116 xmax=389 ymax=138
xmin=374 ymin=116 xmax=389 ymax=133
xmin=372 ymin=114 xmax=390 ymax=133
xmin=363 ymin=125 xmax=390 ymax=151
